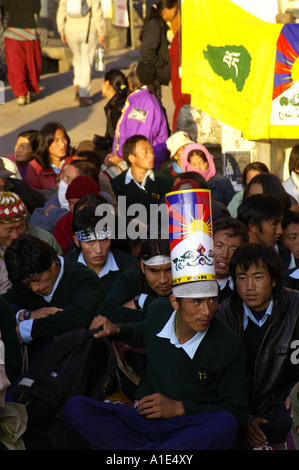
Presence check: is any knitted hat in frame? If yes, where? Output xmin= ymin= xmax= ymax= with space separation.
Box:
xmin=166 ymin=131 xmax=194 ymax=158
xmin=65 ymin=176 xmax=99 ymax=200
xmin=0 ymin=192 xmax=27 ymax=224
xmin=136 ymin=60 xmax=157 ymax=85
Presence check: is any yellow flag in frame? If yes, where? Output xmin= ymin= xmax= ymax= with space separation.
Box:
xmin=181 ymin=0 xmax=282 ymax=140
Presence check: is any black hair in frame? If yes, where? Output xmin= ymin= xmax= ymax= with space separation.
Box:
xmin=229 ymin=242 xmax=283 ymax=293
xmin=238 ymin=194 xmax=284 ymax=231
xmin=138 ymin=238 xmax=170 ymax=262
xmin=74 ymin=150 xmax=104 ymax=171
xmin=241 ymin=161 xmax=269 ymax=187
xmin=17 ymin=129 xmax=39 ymax=153
xmin=140 ymin=0 xmax=178 ymax=40
xmin=127 ymin=62 xmax=161 ymax=99
xmin=4 ymin=234 xmax=57 ymax=283
xmin=282 ymin=209 xmax=299 ymax=230
xmin=34 ymin=122 xmax=71 ymax=169
xmin=176 ymin=171 xmax=208 ymax=189
xmin=243 ymin=172 xmax=292 ymax=210
xmin=73 ymin=193 xmax=109 ymax=216
xmin=122 ymin=135 xmax=150 ymax=163
xmin=289 ymin=145 xmax=299 ymax=174
xmin=213 ymin=217 xmax=249 ymax=243
xmin=68 ymin=160 xmax=99 ymax=185
xmin=187 ymin=149 xmax=207 ymax=163
xmin=104 ymin=68 xmax=128 ymax=99
xmin=72 ymin=204 xmax=112 ymax=234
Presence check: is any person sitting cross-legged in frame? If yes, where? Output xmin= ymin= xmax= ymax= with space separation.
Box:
xmin=62 ymin=277 xmax=249 ymax=450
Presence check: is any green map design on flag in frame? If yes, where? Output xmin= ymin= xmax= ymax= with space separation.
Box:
xmin=203 ymin=45 xmax=252 ymax=92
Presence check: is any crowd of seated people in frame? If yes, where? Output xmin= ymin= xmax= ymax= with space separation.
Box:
xmin=1 ymin=55 xmax=299 ymax=452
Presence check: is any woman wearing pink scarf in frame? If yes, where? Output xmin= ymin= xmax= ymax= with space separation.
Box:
xmin=180 ymin=143 xmax=235 ymax=206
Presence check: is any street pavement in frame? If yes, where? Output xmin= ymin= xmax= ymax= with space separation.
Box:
xmin=0 ymin=47 xmax=175 ymax=157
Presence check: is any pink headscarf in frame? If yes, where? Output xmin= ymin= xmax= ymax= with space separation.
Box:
xmin=180 ymin=143 xmax=216 ymax=181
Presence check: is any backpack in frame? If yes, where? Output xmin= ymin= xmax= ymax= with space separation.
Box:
xmin=66 ymin=0 xmax=90 ymax=18
xmin=12 ymin=328 xmax=117 ymax=429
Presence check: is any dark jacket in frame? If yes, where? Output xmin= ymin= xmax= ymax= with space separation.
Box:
xmin=104 ymin=93 xmax=126 ymax=140
xmin=2 ymin=0 xmax=40 ymax=29
xmin=216 ymin=288 xmax=299 ymax=417
xmin=140 ymin=18 xmax=171 ymax=86
xmin=207 ymin=173 xmax=235 ymax=207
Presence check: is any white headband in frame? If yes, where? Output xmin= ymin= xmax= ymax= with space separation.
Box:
xmin=142 ymin=255 xmax=171 ymax=266
xmin=75 ymin=227 xmax=111 ymax=242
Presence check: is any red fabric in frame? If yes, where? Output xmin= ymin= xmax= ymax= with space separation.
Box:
xmin=4 ymin=37 xmax=42 ymax=98
xmin=53 ymin=211 xmax=74 ymax=256
xmin=25 ymin=156 xmax=74 ymax=190
xmin=169 ymin=31 xmax=191 ymax=132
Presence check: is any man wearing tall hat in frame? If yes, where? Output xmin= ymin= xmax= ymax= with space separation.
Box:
xmin=61 ymin=187 xmax=249 ymax=450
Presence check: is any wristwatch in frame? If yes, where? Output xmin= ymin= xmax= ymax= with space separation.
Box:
xmin=23 ymin=310 xmax=31 ymax=320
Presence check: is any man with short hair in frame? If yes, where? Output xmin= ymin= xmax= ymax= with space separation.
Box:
xmin=62 ymin=277 xmax=249 ymax=450
xmin=216 ymin=242 xmax=299 ymax=449
xmin=70 ymin=205 xmax=136 ymax=291
xmin=281 ymin=209 xmax=299 ymax=266
xmin=237 ymin=193 xmax=293 ymax=270
xmin=110 ymin=135 xmax=172 ymax=225
xmin=213 ymin=217 xmax=248 ymax=302
xmin=94 ymin=238 xmax=173 ymax=324
xmin=2 ymin=234 xmax=106 ymax=350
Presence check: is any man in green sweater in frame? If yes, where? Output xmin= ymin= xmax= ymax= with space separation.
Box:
xmin=1 ymin=234 xmax=106 ymax=379
xmin=62 ymin=277 xmax=249 ymax=450
xmin=110 ymin=135 xmax=172 ymax=226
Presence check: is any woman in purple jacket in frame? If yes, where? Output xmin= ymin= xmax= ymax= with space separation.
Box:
xmin=111 ymin=61 xmax=170 ymax=170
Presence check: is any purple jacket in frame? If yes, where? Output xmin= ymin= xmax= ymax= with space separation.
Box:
xmin=112 ymin=88 xmax=169 ymax=169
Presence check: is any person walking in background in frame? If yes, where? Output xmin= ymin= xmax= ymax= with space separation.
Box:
xmin=139 ymin=0 xmax=178 ymax=87
xmin=2 ymin=0 xmax=42 ymax=106
xmin=56 ymin=0 xmax=106 ymax=107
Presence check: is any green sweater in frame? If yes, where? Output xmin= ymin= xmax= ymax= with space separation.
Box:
xmin=117 ymin=298 xmax=249 ymax=428
xmin=111 ymin=170 xmax=172 ymax=222
xmin=2 ymin=259 xmax=106 ymax=341
xmin=96 ymin=267 xmax=158 ymax=323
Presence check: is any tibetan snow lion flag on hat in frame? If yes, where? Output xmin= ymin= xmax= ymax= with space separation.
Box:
xmin=181 ymin=0 xmax=299 ymax=140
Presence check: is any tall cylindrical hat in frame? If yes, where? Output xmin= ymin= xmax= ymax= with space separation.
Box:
xmin=165 ymin=188 xmax=218 ymax=298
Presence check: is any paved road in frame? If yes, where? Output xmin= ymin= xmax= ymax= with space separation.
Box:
xmin=0 ymin=47 xmax=175 ymax=157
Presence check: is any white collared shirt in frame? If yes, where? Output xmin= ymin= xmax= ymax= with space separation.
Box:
xmin=217 ymin=276 xmax=234 ymax=291
xmin=242 ymin=298 xmax=273 ymax=330
xmin=125 ymin=167 xmax=155 ymax=190
xmin=157 ymin=310 xmax=208 ymax=359
xmin=18 ymin=256 xmax=65 ymax=343
xmin=289 ymin=268 xmax=299 ymax=279
xmin=78 ymin=250 xmax=119 ymax=278
xmin=274 ymin=243 xmax=296 ymax=269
